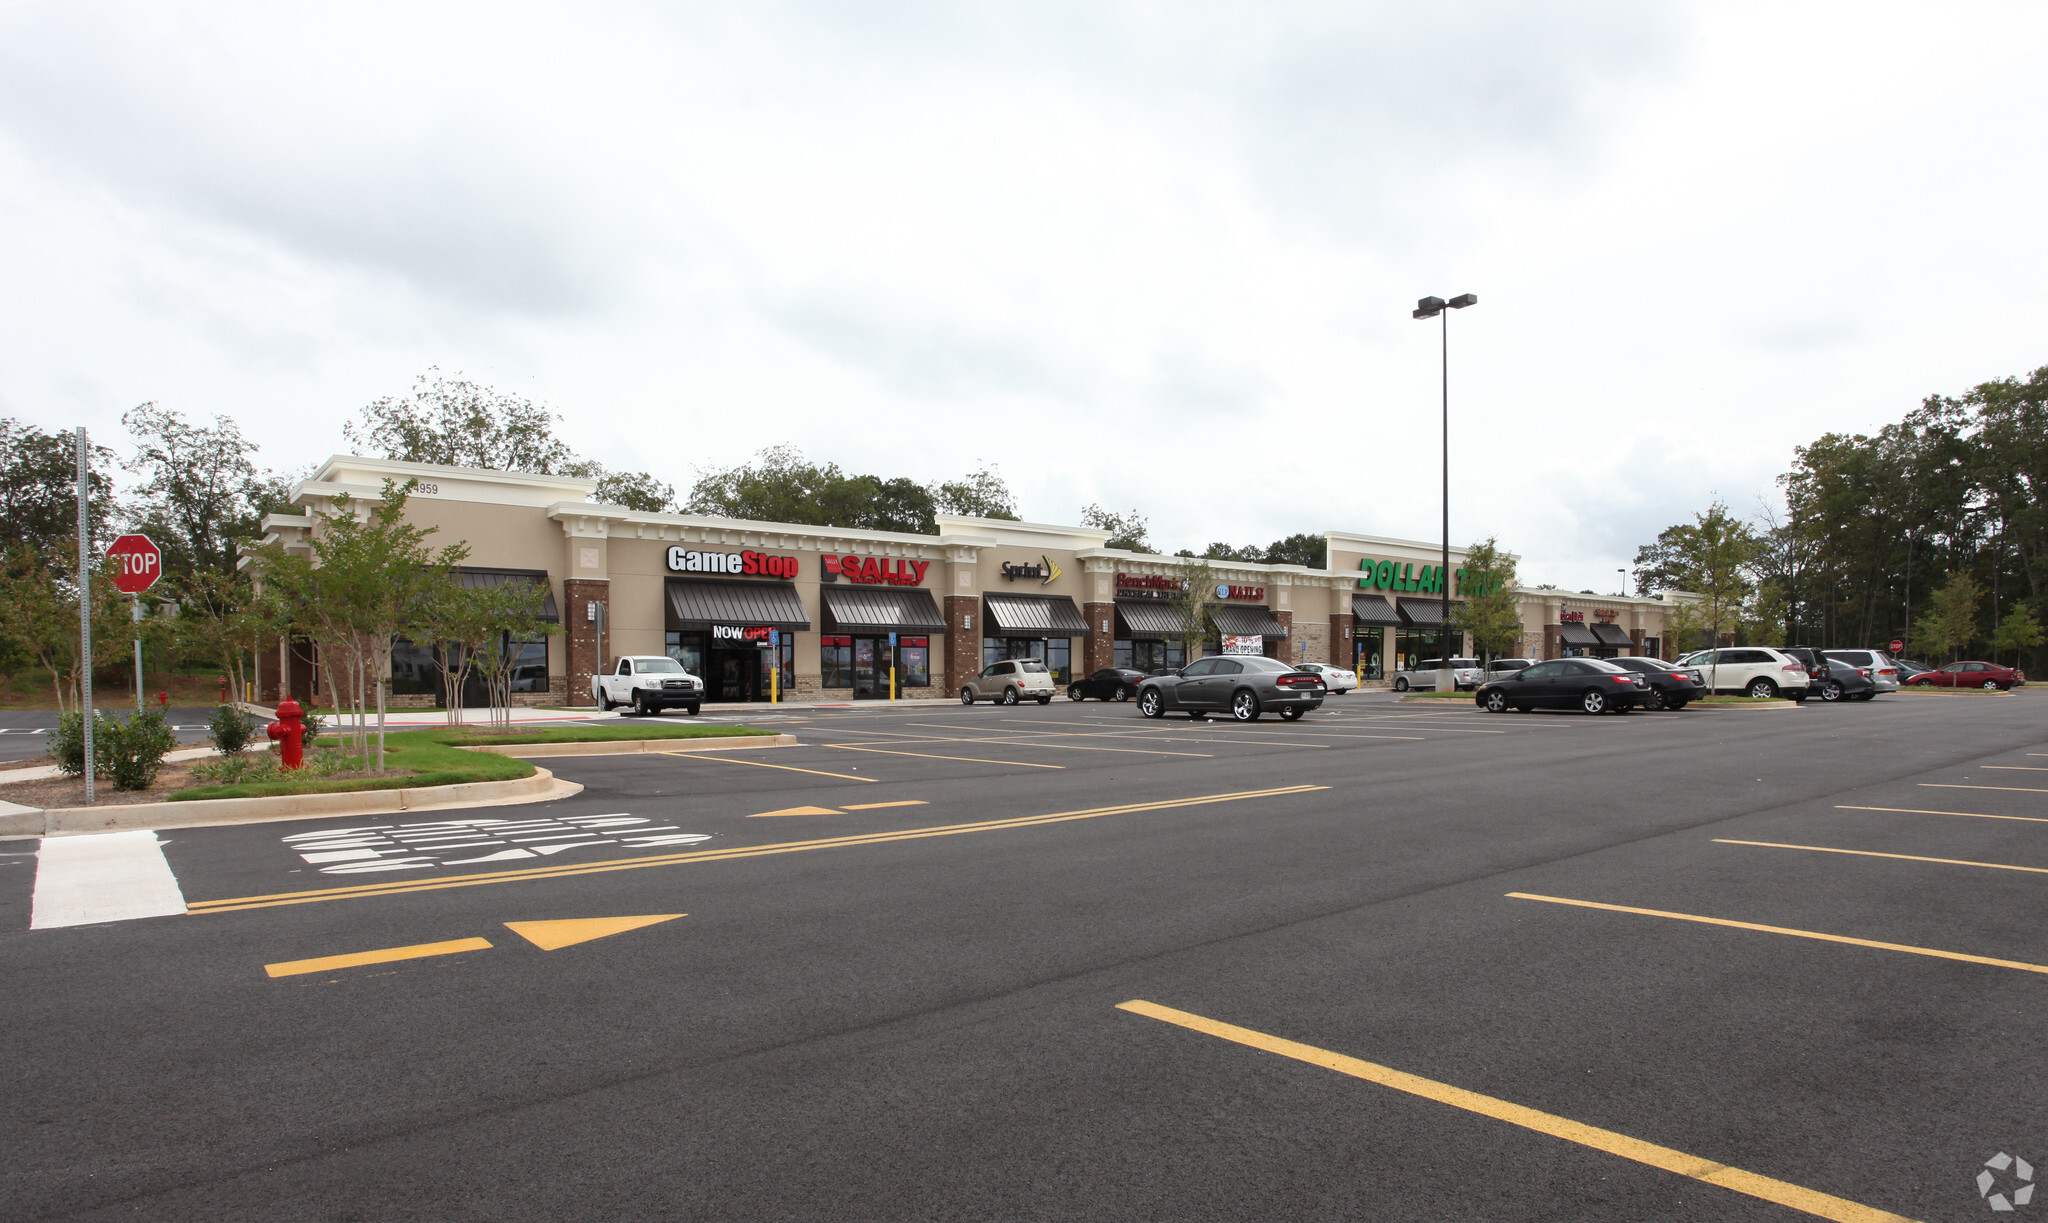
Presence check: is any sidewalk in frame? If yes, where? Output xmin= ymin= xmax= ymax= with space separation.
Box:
xmin=234 ymin=699 xmax=938 ymax=727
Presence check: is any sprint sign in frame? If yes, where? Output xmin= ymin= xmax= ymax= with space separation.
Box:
xmin=106 ymin=534 xmax=164 ymax=594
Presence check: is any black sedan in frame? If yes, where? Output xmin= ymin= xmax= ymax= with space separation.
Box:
xmin=1814 ymin=658 xmax=1878 ymax=702
xmin=1068 ymin=667 xmax=1148 ymax=702
xmin=1475 ymin=658 xmax=1649 ymax=714
xmin=1137 ymin=656 xmax=1325 ymax=722
xmin=1607 ymin=656 xmax=1704 ymax=710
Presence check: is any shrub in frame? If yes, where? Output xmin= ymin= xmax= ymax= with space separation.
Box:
xmin=209 ymin=704 xmax=254 ymax=755
xmin=98 ymin=709 xmax=177 ymax=791
xmin=51 ymin=711 xmax=87 ymax=776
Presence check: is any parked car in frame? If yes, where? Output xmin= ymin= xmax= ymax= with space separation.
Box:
xmin=1821 ymin=649 xmax=1900 ymax=694
xmin=962 ymin=659 xmax=1058 ymax=705
xmin=1906 ymin=661 xmax=2027 ymax=690
xmin=1068 ymin=667 xmax=1147 ymax=702
xmin=1812 ymin=657 xmax=1879 ymax=702
xmin=1296 ymin=663 xmax=1360 ymax=693
xmin=1474 ymin=658 xmax=1649 ymax=714
xmin=1485 ymin=658 xmax=1539 ymax=681
xmin=1392 ymin=657 xmax=1485 ymax=692
xmin=592 ymin=655 xmax=703 ymax=716
xmin=1684 ymin=647 xmax=1814 ymax=699
xmin=1137 ymin=655 xmax=1326 ymax=722
xmin=1606 ymin=656 xmax=1704 ymax=710
xmin=1776 ymin=646 xmax=1834 ymax=691
xmin=1893 ymin=659 xmax=1935 ymax=681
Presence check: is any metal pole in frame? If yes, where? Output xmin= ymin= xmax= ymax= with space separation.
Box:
xmin=76 ymin=427 xmax=94 ymax=805
xmin=133 ymin=598 xmax=144 ymax=710
xmin=1439 ymin=307 xmax=1452 ymax=691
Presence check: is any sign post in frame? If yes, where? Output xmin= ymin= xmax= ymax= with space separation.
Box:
xmin=106 ymin=534 xmax=163 ymax=711
xmin=76 ymin=429 xmax=93 ymax=805
xmin=888 ymin=632 xmax=897 ymax=702
xmin=769 ymin=630 xmax=780 ymax=704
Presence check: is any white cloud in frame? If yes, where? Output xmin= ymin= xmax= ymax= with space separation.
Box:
xmin=1 ymin=0 xmax=2043 ymax=590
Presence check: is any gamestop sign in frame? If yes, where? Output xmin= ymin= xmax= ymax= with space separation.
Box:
xmin=666 ymin=548 xmax=798 ymax=579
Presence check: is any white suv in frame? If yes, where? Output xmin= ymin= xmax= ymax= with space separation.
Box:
xmin=1393 ymin=657 xmax=1485 ymax=692
xmin=1684 ymin=647 xmax=1813 ymax=699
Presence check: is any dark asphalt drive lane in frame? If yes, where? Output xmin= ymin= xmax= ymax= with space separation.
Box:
xmin=3 ymin=695 xmax=2045 ymax=1220
xmin=0 ymin=707 xmax=224 ymax=763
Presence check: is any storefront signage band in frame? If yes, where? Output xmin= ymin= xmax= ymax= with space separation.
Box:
xmin=823 ymin=555 xmax=930 ymax=586
xmin=668 ymin=547 xmax=798 ymax=579
xmin=710 ymin=624 xmax=776 ymax=645
xmin=1000 ymin=556 xmax=1063 ymax=584
xmin=1214 ymin=584 xmax=1265 ymax=601
xmin=1354 ymin=557 xmax=1502 ymax=597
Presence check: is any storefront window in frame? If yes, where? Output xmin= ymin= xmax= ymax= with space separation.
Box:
xmin=820 ymin=636 xmax=853 ymax=688
xmin=507 ymin=634 xmax=549 ymax=693
xmin=1114 ymin=640 xmax=1186 ymax=674
xmin=391 ymin=638 xmax=438 ymax=695
xmin=982 ymin=637 xmax=1072 ymax=683
xmin=1354 ymin=637 xmax=1384 ymax=679
xmin=899 ymin=637 xmax=930 ymax=688
xmin=1395 ymin=629 xmax=1446 ymax=673
xmin=664 ymin=632 xmax=705 ymax=678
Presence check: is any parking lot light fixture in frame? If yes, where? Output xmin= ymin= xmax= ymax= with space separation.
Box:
xmin=1417 ymin=292 xmax=1476 ymax=692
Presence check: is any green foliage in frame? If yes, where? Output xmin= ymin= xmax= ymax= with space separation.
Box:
xmin=51 ymin=710 xmax=87 ymax=775
xmin=1167 ymin=558 xmax=1217 ymax=660
xmin=685 ymin=445 xmax=938 ymax=533
xmin=208 ymin=703 xmax=253 ymax=754
xmin=1081 ymin=504 xmax=1151 ymax=552
xmin=1450 ymin=537 xmax=1522 ymax=659
xmin=1914 ymin=570 xmax=1981 ymax=661
xmin=98 ymin=709 xmax=177 ymax=790
xmin=1198 ymin=534 xmax=1324 ymax=566
xmin=0 ymin=419 xmax=118 ymax=557
xmin=935 ymin=466 xmax=1019 ymax=520
xmin=588 ymin=468 xmax=678 ymax=513
xmin=344 ymin=367 xmax=578 ymax=474
xmin=1991 ymin=602 xmax=2043 ymax=665
xmin=121 ymin=401 xmax=284 ymax=577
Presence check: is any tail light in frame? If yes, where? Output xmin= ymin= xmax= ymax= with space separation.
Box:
xmin=1783 ymin=663 xmax=1804 ymax=673
xmin=1277 ymin=675 xmax=1319 ymax=688
xmin=1858 ymin=668 xmax=1871 ymax=677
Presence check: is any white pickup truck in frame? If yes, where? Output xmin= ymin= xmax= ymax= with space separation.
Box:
xmin=592 ymin=655 xmax=704 ymax=716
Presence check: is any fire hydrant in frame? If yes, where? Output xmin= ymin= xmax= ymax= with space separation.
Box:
xmin=266 ymin=697 xmax=306 ymax=770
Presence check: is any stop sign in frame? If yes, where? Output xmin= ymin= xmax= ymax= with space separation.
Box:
xmin=1889 ymin=638 xmax=1905 ymax=654
xmin=106 ymin=534 xmax=164 ymax=594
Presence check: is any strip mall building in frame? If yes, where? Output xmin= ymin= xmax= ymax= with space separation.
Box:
xmin=253 ymin=456 xmax=1701 ymax=707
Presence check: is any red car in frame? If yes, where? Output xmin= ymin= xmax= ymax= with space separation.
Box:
xmin=1907 ymin=661 xmax=2027 ymax=690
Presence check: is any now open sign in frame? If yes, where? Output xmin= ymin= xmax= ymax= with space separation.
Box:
xmin=105 ymin=534 xmax=164 ymax=594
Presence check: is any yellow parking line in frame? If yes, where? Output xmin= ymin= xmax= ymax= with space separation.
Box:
xmin=1984 ymin=765 xmax=2048 ymax=771
xmin=265 ymin=937 xmax=493 ymax=978
xmin=842 ymin=800 xmax=928 ymax=810
xmin=1507 ymin=892 xmax=2048 ymax=975
xmin=1117 ymin=1000 xmax=1919 ymax=1223
xmin=825 ymin=744 xmax=1064 ymax=769
xmin=1715 ymin=838 xmax=2048 ymax=877
xmin=1920 ymin=783 xmax=2048 ymax=794
xmin=666 ymin=752 xmax=877 ymax=782
xmin=1837 ymin=805 xmax=2048 ymax=825
xmin=189 ymin=785 xmax=1325 ymax=913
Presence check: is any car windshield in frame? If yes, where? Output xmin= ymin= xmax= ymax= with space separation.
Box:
xmin=635 ymin=658 xmax=684 ymax=673
xmin=1019 ymin=661 xmax=1048 ymax=673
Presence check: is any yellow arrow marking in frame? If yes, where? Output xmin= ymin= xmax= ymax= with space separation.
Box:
xmin=504 ymin=915 xmax=684 ymax=950
xmin=749 ymin=805 xmax=843 ymax=817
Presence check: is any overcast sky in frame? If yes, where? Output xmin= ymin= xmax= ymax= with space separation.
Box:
xmin=4 ymin=2 xmax=2043 ymax=591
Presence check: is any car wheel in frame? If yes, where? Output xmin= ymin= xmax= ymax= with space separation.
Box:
xmin=960 ymin=686 xmax=976 ymax=704
xmin=1139 ymin=688 xmax=1164 ymax=718
xmin=1820 ymin=681 xmax=1843 ymax=702
xmin=1278 ymin=706 xmax=1304 ymax=721
xmin=1068 ymin=685 xmax=1084 ymax=701
xmin=1231 ymin=689 xmax=1260 ymax=722
xmin=1643 ymin=688 xmax=1668 ymax=711
xmin=1037 ymin=695 xmax=1052 ymax=705
xmin=686 ymin=703 xmax=701 ymax=716
xmin=597 ymin=694 xmax=615 ymax=712
xmin=1853 ymin=691 xmax=1875 ymax=701
xmin=1002 ymin=686 xmax=1020 ymax=706
xmin=1983 ymin=679 xmax=2002 ymax=690
xmin=1483 ymin=690 xmax=1508 ymax=713
xmin=1667 ymin=698 xmax=1690 ymax=711
xmin=1580 ymin=688 xmax=1608 ymax=715
xmin=633 ymin=691 xmax=654 ymax=717
xmin=1393 ymin=677 xmax=1409 ymax=692
xmin=1188 ymin=710 xmax=1209 ymax=721
xmin=1115 ymin=686 xmax=1132 ymax=702
xmin=1746 ymin=678 xmax=1778 ymax=699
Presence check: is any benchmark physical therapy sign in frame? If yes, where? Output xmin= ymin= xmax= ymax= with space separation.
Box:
xmin=667 ymin=548 xmax=799 ymax=579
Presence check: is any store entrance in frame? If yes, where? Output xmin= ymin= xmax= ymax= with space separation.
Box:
xmin=710 ymin=647 xmax=766 ymax=702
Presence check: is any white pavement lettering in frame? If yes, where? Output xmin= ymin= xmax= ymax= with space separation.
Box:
xmin=31 ymin=831 xmax=187 ymax=929
xmin=281 ymin=814 xmax=710 ymax=875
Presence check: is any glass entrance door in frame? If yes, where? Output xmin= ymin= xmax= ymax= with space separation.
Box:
xmin=852 ymin=636 xmax=891 ymax=698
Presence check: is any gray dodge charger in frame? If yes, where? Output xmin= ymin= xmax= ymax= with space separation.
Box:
xmin=1136 ymin=655 xmax=1326 ymax=722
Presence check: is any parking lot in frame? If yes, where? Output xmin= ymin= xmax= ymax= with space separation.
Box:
xmin=3 ymin=689 xmax=2044 ymax=1221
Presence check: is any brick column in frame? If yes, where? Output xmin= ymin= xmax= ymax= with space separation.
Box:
xmin=1544 ymin=625 xmax=1561 ymax=660
xmin=564 ymin=578 xmax=609 ymax=707
xmin=1266 ymin=610 xmax=1294 ymax=660
xmin=1083 ymin=601 xmax=1115 ymax=674
xmin=944 ymin=595 xmax=979 ymax=694
xmin=1629 ymin=627 xmax=1645 ymax=658
xmin=1331 ymin=614 xmax=1353 ymax=669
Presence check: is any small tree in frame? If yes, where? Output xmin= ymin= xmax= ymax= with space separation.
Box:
xmin=463 ymin=582 xmax=559 ymax=728
xmin=1081 ymin=504 xmax=1151 ymax=552
xmin=1990 ymin=602 xmax=2043 ymax=667
xmin=413 ymin=579 xmax=503 ymax=725
xmin=0 ymin=547 xmax=129 ymax=712
xmin=1450 ymin=537 xmax=1521 ymax=660
xmin=1166 ymin=559 xmax=1217 ymax=664
xmin=1915 ymin=570 xmax=1980 ymax=663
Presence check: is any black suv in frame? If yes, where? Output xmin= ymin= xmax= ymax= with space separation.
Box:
xmin=1775 ymin=646 xmax=1831 ymax=701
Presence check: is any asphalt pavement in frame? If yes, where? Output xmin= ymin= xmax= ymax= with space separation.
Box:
xmin=2 ymin=689 xmax=2044 ymax=1221
xmin=0 ymin=708 xmax=230 ymax=764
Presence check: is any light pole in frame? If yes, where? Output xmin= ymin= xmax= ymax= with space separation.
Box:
xmin=1619 ymin=568 xmax=1628 ymax=596
xmin=1413 ymin=292 xmax=1476 ymax=693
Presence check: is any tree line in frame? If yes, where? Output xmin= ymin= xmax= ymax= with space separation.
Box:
xmin=1633 ymin=363 xmax=2047 ymax=668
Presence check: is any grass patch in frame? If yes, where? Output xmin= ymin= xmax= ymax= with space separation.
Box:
xmin=166 ymin=722 xmax=776 ymax=802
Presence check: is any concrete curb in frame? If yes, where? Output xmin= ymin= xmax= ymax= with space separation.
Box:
xmin=4 ymin=767 xmax=584 ymax=839
xmin=466 ymin=733 xmax=796 ymax=758
xmin=1690 ymin=699 xmax=1796 ymax=709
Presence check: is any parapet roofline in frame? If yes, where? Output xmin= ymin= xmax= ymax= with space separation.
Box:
xmin=302 ymin=455 xmax=601 ymax=495
xmin=933 ymin=513 xmax=1115 ymax=544
xmin=550 ymin=502 xmax=1000 ymax=549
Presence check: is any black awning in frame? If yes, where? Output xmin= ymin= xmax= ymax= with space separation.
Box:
xmin=984 ymin=593 xmax=1089 ymax=637
xmin=665 ymin=578 xmax=811 ymax=631
xmin=454 ymin=567 xmax=559 ymax=623
xmin=1558 ymin=623 xmax=1601 ymax=647
xmin=1212 ymin=605 xmax=1288 ymax=637
xmin=1590 ymin=623 xmax=1634 ymax=647
xmin=1352 ymin=594 xmax=1402 ymax=627
xmin=1397 ymin=598 xmax=1450 ymax=627
xmin=822 ymin=586 xmax=946 ymax=633
xmin=1116 ymin=599 xmax=1182 ymax=638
